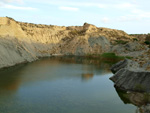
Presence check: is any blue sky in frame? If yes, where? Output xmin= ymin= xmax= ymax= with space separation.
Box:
xmin=0 ymin=0 xmax=150 ymax=34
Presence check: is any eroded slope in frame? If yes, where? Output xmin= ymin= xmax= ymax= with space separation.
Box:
xmin=0 ymin=17 xmax=135 ymax=68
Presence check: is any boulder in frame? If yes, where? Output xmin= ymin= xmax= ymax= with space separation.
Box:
xmin=110 ymin=59 xmax=150 ymax=92
xmin=110 ymin=59 xmax=140 ymax=74
xmin=111 ymin=42 xmax=148 ymax=57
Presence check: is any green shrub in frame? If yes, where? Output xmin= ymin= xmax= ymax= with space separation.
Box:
xmin=101 ymin=53 xmax=132 ymax=59
xmin=101 ymin=53 xmax=116 ymax=58
xmin=85 ymin=53 xmax=132 ymax=65
xmin=115 ymin=40 xmax=128 ymax=44
xmin=133 ymin=38 xmax=138 ymax=41
xmin=144 ymin=41 xmax=150 ymax=45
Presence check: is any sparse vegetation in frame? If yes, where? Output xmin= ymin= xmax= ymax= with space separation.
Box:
xmin=115 ymin=40 xmax=128 ymax=45
xmin=86 ymin=53 xmax=132 ymax=60
xmin=69 ymin=30 xmax=85 ymax=36
xmin=133 ymin=38 xmax=138 ymax=41
xmin=85 ymin=53 xmax=132 ymax=65
xmin=135 ymin=84 xmax=145 ymax=91
xmin=6 ymin=16 xmax=15 ymax=21
xmin=144 ymin=41 xmax=150 ymax=45
xmin=101 ymin=53 xmax=132 ymax=59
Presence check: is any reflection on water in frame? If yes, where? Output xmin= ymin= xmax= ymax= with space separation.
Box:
xmin=116 ymin=87 xmax=150 ymax=113
xmin=0 ymin=56 xmax=111 ymax=92
xmin=0 ymin=56 xmax=136 ymax=113
xmin=0 ymin=64 xmax=26 ymax=91
xmin=82 ymin=74 xmax=94 ymax=81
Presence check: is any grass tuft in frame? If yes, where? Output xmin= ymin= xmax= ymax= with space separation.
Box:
xmin=101 ymin=53 xmax=132 ymax=59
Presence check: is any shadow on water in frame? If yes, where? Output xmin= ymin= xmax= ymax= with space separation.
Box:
xmin=115 ymin=87 xmax=150 ymax=113
xmin=0 ymin=64 xmax=28 ymax=92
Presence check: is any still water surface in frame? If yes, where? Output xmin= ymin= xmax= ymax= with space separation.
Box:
xmin=0 ymin=57 xmax=137 ymax=113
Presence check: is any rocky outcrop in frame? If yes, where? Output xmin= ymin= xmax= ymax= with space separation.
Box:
xmin=110 ymin=59 xmax=150 ymax=92
xmin=0 ymin=17 xmax=139 ymax=68
xmin=110 ymin=59 xmax=140 ymax=74
xmin=130 ymin=34 xmax=150 ymax=43
xmin=110 ymin=41 xmax=149 ymax=58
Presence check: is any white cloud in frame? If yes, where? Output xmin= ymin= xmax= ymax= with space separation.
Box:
xmin=33 ymin=0 xmax=138 ymax=10
xmin=117 ymin=8 xmax=150 ymax=22
xmin=113 ymin=2 xmax=150 ymax=22
xmin=101 ymin=17 xmax=110 ymax=23
xmin=75 ymin=3 xmax=106 ymax=8
xmin=36 ymin=1 xmax=107 ymax=9
xmin=1 ymin=0 xmax=23 ymax=4
xmin=118 ymin=15 xmax=141 ymax=22
xmin=0 ymin=2 xmax=4 ymax=6
xmin=97 ymin=4 xmax=107 ymax=8
xmin=131 ymin=9 xmax=150 ymax=18
xmin=0 ymin=2 xmax=5 ymax=6
xmin=59 ymin=6 xmax=79 ymax=11
xmin=0 ymin=3 xmax=37 ymax=10
xmin=114 ymin=3 xmax=135 ymax=9
xmin=0 ymin=1 xmax=37 ymax=10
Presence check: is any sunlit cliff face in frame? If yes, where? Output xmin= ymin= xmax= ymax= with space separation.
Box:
xmin=0 ymin=17 xmax=136 ymax=69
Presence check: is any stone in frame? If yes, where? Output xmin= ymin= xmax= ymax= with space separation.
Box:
xmin=110 ymin=59 xmax=140 ymax=74
xmin=110 ymin=59 xmax=150 ymax=92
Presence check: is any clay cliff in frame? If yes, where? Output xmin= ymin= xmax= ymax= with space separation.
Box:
xmin=0 ymin=17 xmax=138 ymax=68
